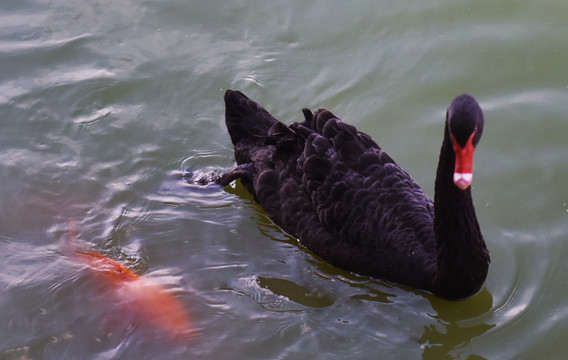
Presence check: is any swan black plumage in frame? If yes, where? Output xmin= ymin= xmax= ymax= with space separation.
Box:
xmin=216 ymin=90 xmax=489 ymax=299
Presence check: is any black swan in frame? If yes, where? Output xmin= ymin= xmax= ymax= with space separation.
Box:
xmin=216 ymin=90 xmax=489 ymax=299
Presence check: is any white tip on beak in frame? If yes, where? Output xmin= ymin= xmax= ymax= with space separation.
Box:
xmin=453 ymin=172 xmax=473 ymax=190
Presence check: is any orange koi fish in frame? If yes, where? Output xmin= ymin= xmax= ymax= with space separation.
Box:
xmin=69 ymin=223 xmax=192 ymax=340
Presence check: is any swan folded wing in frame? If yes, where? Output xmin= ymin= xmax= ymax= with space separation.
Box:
xmin=298 ymin=111 xmax=436 ymax=265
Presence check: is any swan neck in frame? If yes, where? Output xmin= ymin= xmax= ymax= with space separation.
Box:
xmin=433 ymin=123 xmax=489 ymax=299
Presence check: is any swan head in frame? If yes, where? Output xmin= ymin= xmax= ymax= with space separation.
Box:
xmin=446 ymin=94 xmax=484 ymax=190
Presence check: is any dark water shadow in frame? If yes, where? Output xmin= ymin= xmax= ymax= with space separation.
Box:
xmin=420 ymin=288 xmax=494 ymax=360
xmin=256 ymin=276 xmax=335 ymax=308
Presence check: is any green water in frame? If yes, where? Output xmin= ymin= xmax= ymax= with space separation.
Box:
xmin=1 ymin=0 xmax=567 ymax=359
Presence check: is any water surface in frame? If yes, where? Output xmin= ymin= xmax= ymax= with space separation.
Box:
xmin=1 ymin=0 xmax=568 ymax=359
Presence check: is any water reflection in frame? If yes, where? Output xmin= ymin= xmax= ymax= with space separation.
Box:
xmin=256 ymin=276 xmax=335 ymax=308
xmin=421 ymin=288 xmax=494 ymax=360
xmin=308 ymin=258 xmax=396 ymax=304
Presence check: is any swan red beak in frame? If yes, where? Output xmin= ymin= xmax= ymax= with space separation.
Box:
xmin=452 ymin=128 xmax=477 ymax=190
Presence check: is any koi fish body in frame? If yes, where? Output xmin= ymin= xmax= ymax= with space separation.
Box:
xmin=70 ymin=225 xmax=192 ymax=340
